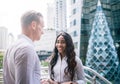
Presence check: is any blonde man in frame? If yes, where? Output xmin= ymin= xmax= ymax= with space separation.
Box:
xmin=3 ymin=10 xmax=44 ymax=84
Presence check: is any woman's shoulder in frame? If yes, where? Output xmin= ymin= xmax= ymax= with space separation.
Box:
xmin=75 ymin=56 xmax=81 ymax=61
xmin=75 ymin=56 xmax=83 ymax=66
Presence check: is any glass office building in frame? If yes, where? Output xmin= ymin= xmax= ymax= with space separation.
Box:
xmin=80 ymin=0 xmax=120 ymax=64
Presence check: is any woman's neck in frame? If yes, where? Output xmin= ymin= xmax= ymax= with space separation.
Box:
xmin=59 ymin=53 xmax=65 ymax=60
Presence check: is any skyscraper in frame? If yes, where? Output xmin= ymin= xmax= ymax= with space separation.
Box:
xmin=68 ymin=0 xmax=83 ymax=56
xmin=8 ymin=33 xmax=14 ymax=46
xmin=0 ymin=27 xmax=8 ymax=50
xmin=55 ymin=0 xmax=67 ymax=34
xmin=47 ymin=2 xmax=55 ymax=29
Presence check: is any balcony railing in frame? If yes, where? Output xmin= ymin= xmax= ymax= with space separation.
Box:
xmin=40 ymin=66 xmax=112 ymax=84
xmin=0 ymin=66 xmax=112 ymax=84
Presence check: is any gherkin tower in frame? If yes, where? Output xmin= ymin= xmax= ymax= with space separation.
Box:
xmin=86 ymin=0 xmax=120 ymax=82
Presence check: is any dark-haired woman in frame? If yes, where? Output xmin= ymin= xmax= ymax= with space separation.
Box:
xmin=48 ymin=32 xmax=86 ymax=84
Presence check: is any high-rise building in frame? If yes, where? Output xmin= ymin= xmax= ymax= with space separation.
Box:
xmin=55 ymin=0 xmax=67 ymax=33
xmin=34 ymin=29 xmax=56 ymax=52
xmin=68 ymin=0 xmax=83 ymax=56
xmin=47 ymin=3 xmax=55 ymax=29
xmin=80 ymin=0 xmax=120 ymax=64
xmin=8 ymin=33 xmax=14 ymax=46
xmin=0 ymin=27 xmax=8 ymax=50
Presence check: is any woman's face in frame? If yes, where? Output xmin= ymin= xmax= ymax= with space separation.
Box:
xmin=56 ymin=35 xmax=66 ymax=55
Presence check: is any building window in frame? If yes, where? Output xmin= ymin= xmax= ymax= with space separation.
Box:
xmin=73 ymin=19 xmax=76 ymax=25
xmin=73 ymin=0 xmax=76 ymax=3
xmin=70 ymin=21 xmax=72 ymax=27
xmin=81 ymin=30 xmax=88 ymax=36
xmin=73 ymin=31 xmax=77 ymax=37
xmin=81 ymin=19 xmax=89 ymax=24
xmin=73 ymin=8 xmax=76 ymax=14
xmin=74 ymin=42 xmax=78 ymax=49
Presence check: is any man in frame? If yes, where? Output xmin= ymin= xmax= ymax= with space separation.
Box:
xmin=3 ymin=10 xmax=44 ymax=84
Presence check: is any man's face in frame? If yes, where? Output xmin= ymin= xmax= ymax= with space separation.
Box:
xmin=34 ymin=17 xmax=44 ymax=41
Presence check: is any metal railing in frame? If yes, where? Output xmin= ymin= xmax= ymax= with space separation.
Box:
xmin=83 ymin=66 xmax=112 ymax=84
xmin=0 ymin=66 xmax=112 ymax=84
xmin=0 ymin=69 xmax=3 ymax=84
xmin=40 ymin=66 xmax=112 ymax=84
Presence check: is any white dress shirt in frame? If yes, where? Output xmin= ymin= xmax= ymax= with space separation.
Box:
xmin=3 ymin=34 xmax=41 ymax=84
xmin=50 ymin=53 xmax=86 ymax=84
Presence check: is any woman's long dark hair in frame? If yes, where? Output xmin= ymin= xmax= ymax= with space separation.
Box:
xmin=50 ymin=32 xmax=77 ymax=81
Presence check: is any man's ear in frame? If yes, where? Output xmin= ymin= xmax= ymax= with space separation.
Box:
xmin=31 ymin=21 xmax=37 ymax=30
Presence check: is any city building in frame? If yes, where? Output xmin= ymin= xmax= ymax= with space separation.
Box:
xmin=8 ymin=33 xmax=14 ymax=46
xmin=0 ymin=27 xmax=8 ymax=50
xmin=55 ymin=0 xmax=67 ymax=34
xmin=47 ymin=2 xmax=55 ymax=29
xmin=68 ymin=0 xmax=83 ymax=56
xmin=34 ymin=29 xmax=56 ymax=52
xmin=35 ymin=29 xmax=56 ymax=60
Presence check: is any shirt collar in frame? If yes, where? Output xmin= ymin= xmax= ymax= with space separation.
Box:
xmin=58 ymin=53 xmax=67 ymax=60
xmin=18 ymin=34 xmax=35 ymax=47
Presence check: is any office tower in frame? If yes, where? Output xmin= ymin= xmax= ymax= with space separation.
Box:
xmin=55 ymin=0 xmax=67 ymax=34
xmin=68 ymin=0 xmax=83 ymax=56
xmin=34 ymin=29 xmax=56 ymax=52
xmin=0 ymin=27 xmax=8 ymax=50
xmin=47 ymin=3 xmax=55 ymax=29
xmin=8 ymin=33 xmax=14 ymax=46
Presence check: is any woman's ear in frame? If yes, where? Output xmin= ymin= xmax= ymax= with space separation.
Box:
xmin=31 ymin=21 xmax=37 ymax=30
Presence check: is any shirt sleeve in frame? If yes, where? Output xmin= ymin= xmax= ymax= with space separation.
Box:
xmin=14 ymin=46 xmax=36 ymax=84
xmin=75 ymin=57 xmax=86 ymax=84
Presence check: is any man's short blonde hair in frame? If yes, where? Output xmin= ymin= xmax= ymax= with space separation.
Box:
xmin=21 ymin=10 xmax=43 ymax=28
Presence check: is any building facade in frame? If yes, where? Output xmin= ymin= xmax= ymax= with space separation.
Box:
xmin=55 ymin=0 xmax=67 ymax=33
xmin=68 ymin=0 xmax=83 ymax=56
xmin=47 ymin=2 xmax=55 ymax=29
xmin=8 ymin=33 xmax=14 ymax=46
xmin=0 ymin=27 xmax=8 ymax=50
xmin=34 ymin=29 xmax=56 ymax=52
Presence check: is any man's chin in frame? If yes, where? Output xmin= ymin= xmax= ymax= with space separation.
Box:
xmin=37 ymin=37 xmax=41 ymax=40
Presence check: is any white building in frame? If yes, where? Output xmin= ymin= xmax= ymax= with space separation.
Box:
xmin=67 ymin=0 xmax=83 ymax=56
xmin=34 ymin=29 xmax=56 ymax=52
xmin=8 ymin=33 xmax=15 ymax=46
xmin=0 ymin=27 xmax=8 ymax=50
xmin=47 ymin=3 xmax=55 ymax=29
xmin=55 ymin=0 xmax=67 ymax=33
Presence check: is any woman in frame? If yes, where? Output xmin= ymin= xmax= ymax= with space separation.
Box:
xmin=48 ymin=32 xmax=86 ymax=84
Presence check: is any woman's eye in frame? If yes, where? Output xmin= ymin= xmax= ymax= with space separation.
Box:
xmin=56 ymin=41 xmax=59 ymax=43
xmin=61 ymin=41 xmax=65 ymax=44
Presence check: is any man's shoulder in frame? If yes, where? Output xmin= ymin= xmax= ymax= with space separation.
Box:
xmin=8 ymin=38 xmax=33 ymax=51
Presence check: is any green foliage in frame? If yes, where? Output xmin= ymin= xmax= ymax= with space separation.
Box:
xmin=0 ymin=53 xmax=3 ymax=69
xmin=41 ymin=61 xmax=49 ymax=67
xmin=87 ymin=82 xmax=91 ymax=84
